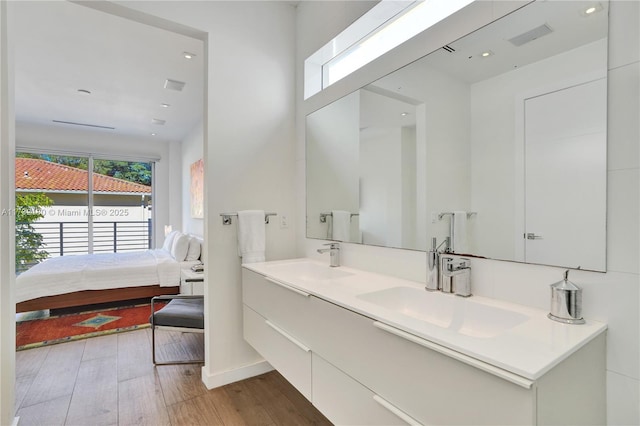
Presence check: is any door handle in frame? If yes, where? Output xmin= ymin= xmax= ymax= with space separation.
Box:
xmin=525 ymin=233 xmax=543 ymax=240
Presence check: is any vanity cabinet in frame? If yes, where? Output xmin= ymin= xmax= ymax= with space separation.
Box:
xmin=242 ymin=268 xmax=605 ymax=425
xmin=312 ymin=353 xmax=410 ymax=425
xmin=242 ymin=269 xmax=314 ymax=399
xmin=306 ymin=296 xmax=535 ymax=425
xmin=243 ymin=306 xmax=312 ymax=399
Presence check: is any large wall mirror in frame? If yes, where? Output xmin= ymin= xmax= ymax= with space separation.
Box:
xmin=306 ymin=0 xmax=608 ymax=271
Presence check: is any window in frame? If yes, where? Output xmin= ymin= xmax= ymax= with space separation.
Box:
xmin=304 ymin=0 xmax=475 ymax=99
xmin=15 ymin=152 xmax=153 ymax=271
xmin=92 ymin=159 xmax=153 ymax=254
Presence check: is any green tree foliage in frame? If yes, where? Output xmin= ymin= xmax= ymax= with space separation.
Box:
xmin=15 ymin=192 xmax=54 ymax=272
xmin=94 ymin=160 xmax=152 ymax=186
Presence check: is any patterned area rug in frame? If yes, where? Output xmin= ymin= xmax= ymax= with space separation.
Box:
xmin=16 ymin=301 xmax=166 ymax=351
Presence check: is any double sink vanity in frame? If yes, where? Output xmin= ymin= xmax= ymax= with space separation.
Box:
xmin=242 ymin=258 xmax=606 ymax=425
xmin=281 ymin=0 xmax=610 ymax=422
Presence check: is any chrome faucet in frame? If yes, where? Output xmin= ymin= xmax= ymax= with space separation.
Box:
xmin=440 ymin=256 xmax=472 ymax=297
xmin=317 ymin=242 xmax=340 ymax=267
xmin=426 ymin=237 xmax=449 ymax=291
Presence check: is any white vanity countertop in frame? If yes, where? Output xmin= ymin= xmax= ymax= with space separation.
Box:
xmin=243 ymin=258 xmax=607 ymax=381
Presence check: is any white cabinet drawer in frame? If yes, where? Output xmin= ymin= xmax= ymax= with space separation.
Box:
xmin=180 ymin=281 xmax=204 ymax=295
xmin=307 ymin=296 xmax=535 ymax=425
xmin=312 ymin=353 xmax=414 ymax=426
xmin=242 ymin=269 xmax=313 ymax=347
xmin=191 ymin=281 xmax=204 ymax=295
xmin=243 ymin=305 xmax=312 ymax=400
xmin=180 ymin=282 xmax=192 ymax=295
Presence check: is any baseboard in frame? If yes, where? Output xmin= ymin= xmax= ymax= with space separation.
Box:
xmin=12 ymin=416 xmax=19 ymax=426
xmin=201 ymin=360 xmax=273 ymax=389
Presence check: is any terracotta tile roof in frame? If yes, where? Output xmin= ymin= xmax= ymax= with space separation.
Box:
xmin=15 ymin=158 xmax=151 ymax=194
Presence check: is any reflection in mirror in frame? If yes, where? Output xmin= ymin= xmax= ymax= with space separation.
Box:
xmin=306 ymin=0 xmax=608 ymax=271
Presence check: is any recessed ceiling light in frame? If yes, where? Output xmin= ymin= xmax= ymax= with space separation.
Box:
xmin=582 ymin=3 xmax=603 ymax=16
xmin=151 ymin=133 xmax=157 ymax=136
xmin=77 ymin=89 xmax=91 ymax=95
xmin=183 ymin=52 xmax=196 ymax=59
xmin=401 ymin=112 xmax=410 ymax=117
xmin=481 ymin=50 xmax=494 ymax=58
xmin=151 ymin=118 xmax=166 ymax=125
xmin=161 ymin=103 xmax=170 ymax=108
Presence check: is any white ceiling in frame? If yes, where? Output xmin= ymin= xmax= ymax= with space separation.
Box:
xmin=370 ymin=0 xmax=608 ymax=98
xmin=10 ymin=1 xmax=204 ymax=144
xmin=425 ymin=0 xmax=609 ymax=84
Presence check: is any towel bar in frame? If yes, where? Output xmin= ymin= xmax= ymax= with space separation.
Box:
xmin=220 ymin=212 xmax=277 ymax=225
xmin=437 ymin=211 xmax=476 ymax=253
xmin=319 ymin=212 xmax=359 ymax=223
xmin=438 ymin=211 xmax=477 ymax=220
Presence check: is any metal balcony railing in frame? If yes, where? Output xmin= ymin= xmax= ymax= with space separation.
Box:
xmin=16 ymin=220 xmax=152 ymax=273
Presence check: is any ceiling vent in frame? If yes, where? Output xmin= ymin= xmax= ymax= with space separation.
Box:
xmin=507 ymin=24 xmax=553 ymax=47
xmin=164 ymin=79 xmax=186 ymax=91
xmin=52 ymin=120 xmax=115 ymax=130
xmin=151 ymin=118 xmax=166 ymax=125
xmin=442 ymin=45 xmax=455 ymax=53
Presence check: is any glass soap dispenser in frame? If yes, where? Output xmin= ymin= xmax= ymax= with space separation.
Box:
xmin=548 ymin=270 xmax=585 ymax=324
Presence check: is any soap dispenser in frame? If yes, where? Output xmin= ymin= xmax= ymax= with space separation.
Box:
xmin=548 ymin=270 xmax=585 ymax=324
xmin=426 ymin=237 xmax=439 ymax=291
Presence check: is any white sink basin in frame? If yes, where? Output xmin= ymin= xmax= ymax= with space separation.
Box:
xmin=265 ymin=260 xmax=353 ymax=281
xmin=357 ymin=286 xmax=529 ymax=338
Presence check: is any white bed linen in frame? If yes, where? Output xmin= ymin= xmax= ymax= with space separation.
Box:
xmin=16 ymin=249 xmax=194 ymax=303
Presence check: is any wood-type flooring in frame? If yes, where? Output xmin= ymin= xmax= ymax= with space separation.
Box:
xmin=15 ymin=328 xmax=331 ymax=425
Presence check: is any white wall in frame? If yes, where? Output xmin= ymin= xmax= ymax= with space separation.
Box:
xmin=306 ymin=91 xmax=359 ymax=241
xmin=296 ymin=1 xmax=640 ymax=424
xmin=0 ymin=1 xmax=16 ymax=424
xmin=369 ymin=50 xmax=472 ymax=251
xmin=181 ymin=120 xmax=204 ymax=237
xmin=359 ymin=89 xmax=419 ymax=249
xmin=401 ymin=125 xmax=417 ymax=249
xmin=14 ymin=122 xmax=180 ymax=250
xmin=115 ymin=0 xmax=298 ymax=388
xmin=360 ymin=126 xmax=403 ymax=247
xmin=470 ymin=38 xmax=607 ymax=262
xmin=168 ymin=139 xmax=182 ymax=242
xmin=421 ymin=68 xmax=470 ymax=251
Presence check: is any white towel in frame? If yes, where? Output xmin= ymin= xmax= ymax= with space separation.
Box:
xmin=237 ymin=210 xmax=265 ymax=263
xmin=331 ymin=210 xmax=351 ymax=242
xmin=452 ymin=211 xmax=468 ymax=253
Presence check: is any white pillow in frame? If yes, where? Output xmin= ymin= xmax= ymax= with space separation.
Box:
xmin=185 ymin=237 xmax=201 ymax=261
xmin=171 ymin=233 xmax=190 ymax=261
xmin=162 ymin=230 xmax=179 ymax=251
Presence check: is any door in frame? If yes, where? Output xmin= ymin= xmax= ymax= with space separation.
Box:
xmin=524 ymin=78 xmax=606 ymax=270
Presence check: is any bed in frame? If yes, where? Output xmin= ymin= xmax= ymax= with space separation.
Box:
xmin=16 ymin=232 xmax=202 ymax=313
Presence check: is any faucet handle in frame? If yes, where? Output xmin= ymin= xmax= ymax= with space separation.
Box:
xmin=446 ymin=258 xmax=468 ymax=272
xmin=319 ymin=242 xmax=340 ymax=267
xmin=450 ymin=257 xmax=471 ymax=297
